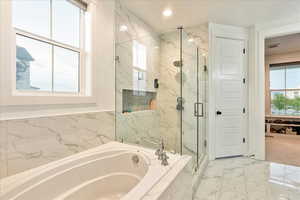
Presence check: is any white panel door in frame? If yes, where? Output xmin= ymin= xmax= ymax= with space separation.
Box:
xmin=215 ymin=37 xmax=246 ymax=158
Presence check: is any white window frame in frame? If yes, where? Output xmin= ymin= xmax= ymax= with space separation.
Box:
xmin=0 ymin=0 xmax=96 ymax=106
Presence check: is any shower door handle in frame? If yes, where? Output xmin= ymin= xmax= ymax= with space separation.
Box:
xmin=194 ymin=102 xmax=204 ymax=117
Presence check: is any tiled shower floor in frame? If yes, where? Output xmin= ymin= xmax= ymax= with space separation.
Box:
xmin=194 ymin=157 xmax=300 ymax=200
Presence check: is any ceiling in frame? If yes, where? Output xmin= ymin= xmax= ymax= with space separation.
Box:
xmin=265 ymin=33 xmax=300 ymax=56
xmin=121 ymin=0 xmax=300 ymax=33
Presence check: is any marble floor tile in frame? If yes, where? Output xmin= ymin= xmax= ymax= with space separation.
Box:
xmin=195 ymin=157 xmax=300 ymax=200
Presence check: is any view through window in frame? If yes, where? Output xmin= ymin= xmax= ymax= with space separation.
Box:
xmin=270 ymin=63 xmax=300 ymax=116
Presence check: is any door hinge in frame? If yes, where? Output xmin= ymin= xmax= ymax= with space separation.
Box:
xmin=243 ymin=107 xmax=246 ymax=113
xmin=204 ymin=65 xmax=208 ymax=72
xmin=243 ymin=138 xmax=246 ymax=143
xmin=243 ymin=78 xmax=246 ymax=84
xmin=243 ymin=48 xmax=246 ymax=54
xmin=204 ymin=140 xmax=207 ymax=148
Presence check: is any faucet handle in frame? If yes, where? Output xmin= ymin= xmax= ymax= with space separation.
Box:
xmin=160 ymin=139 xmax=165 ymax=151
xmin=155 ymin=148 xmax=161 ymax=156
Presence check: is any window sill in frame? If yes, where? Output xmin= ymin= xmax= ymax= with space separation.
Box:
xmin=1 ymin=94 xmax=96 ymax=106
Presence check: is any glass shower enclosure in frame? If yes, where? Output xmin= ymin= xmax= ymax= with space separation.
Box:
xmin=114 ymin=1 xmax=207 ymax=170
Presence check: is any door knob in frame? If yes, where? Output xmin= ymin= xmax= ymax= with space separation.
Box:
xmin=216 ymin=110 xmax=222 ymax=115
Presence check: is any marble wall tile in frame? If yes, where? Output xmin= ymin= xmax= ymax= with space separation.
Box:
xmin=0 ymin=111 xmax=115 ymax=177
xmin=158 ymin=25 xmax=208 ymax=155
xmin=115 ymin=1 xmax=161 ymax=148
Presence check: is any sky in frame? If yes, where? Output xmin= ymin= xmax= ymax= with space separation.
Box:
xmin=270 ymin=66 xmax=300 ymax=90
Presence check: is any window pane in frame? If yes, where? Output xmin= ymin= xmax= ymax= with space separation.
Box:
xmin=53 ymin=47 xmax=79 ymax=92
xmin=13 ymin=0 xmax=50 ymax=38
xmin=286 ymin=65 xmax=300 ymax=89
xmin=286 ymin=91 xmax=300 ymax=116
xmin=133 ymin=40 xmax=147 ymax=70
xmin=271 ymin=91 xmax=286 ymax=115
xmin=16 ymin=35 xmax=52 ymax=91
xmin=52 ymin=0 xmax=80 ymax=47
xmin=270 ymin=66 xmax=285 ymax=89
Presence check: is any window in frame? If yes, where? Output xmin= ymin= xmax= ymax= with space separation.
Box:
xmin=269 ymin=63 xmax=300 ymax=116
xmin=132 ymin=40 xmax=147 ymax=95
xmin=13 ymin=0 xmax=85 ymax=93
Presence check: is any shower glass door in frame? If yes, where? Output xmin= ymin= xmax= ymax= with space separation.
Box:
xmin=182 ymin=30 xmax=207 ymax=168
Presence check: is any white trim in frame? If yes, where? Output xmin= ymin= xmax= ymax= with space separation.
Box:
xmin=208 ymin=23 xmax=249 ymax=160
xmin=252 ymin=21 xmax=300 ymax=160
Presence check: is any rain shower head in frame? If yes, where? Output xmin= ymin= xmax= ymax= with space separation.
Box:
xmin=173 ymin=60 xmax=183 ymax=67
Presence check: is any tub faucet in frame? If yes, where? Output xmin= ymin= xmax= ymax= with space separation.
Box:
xmin=155 ymin=140 xmax=169 ymax=166
xmin=155 ymin=139 xmax=165 ymax=159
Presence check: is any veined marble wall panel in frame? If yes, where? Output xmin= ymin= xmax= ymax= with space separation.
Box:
xmin=115 ymin=1 xmax=161 ymax=147
xmin=157 ymin=31 xmax=181 ymax=152
xmin=0 ymin=111 xmax=115 ymax=177
xmin=158 ymin=25 xmax=208 ymax=155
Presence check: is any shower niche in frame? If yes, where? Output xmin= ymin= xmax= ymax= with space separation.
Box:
xmin=122 ymin=89 xmax=157 ymax=113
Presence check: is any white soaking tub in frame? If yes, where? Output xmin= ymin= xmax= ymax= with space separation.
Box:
xmin=0 ymin=142 xmax=191 ymax=200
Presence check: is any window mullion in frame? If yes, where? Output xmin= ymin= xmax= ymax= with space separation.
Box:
xmin=51 ymin=45 xmax=54 ymax=92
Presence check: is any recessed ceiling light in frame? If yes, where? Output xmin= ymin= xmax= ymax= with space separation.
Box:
xmin=163 ymin=9 xmax=173 ymax=17
xmin=120 ymin=25 xmax=128 ymax=32
xmin=188 ymin=38 xmax=194 ymax=43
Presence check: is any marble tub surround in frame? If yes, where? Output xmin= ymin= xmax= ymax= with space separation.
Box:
xmin=195 ymin=157 xmax=300 ymax=200
xmin=0 ymin=111 xmax=115 ymax=177
xmin=1 ymin=142 xmax=192 ymax=200
xmin=143 ymin=156 xmax=193 ymax=200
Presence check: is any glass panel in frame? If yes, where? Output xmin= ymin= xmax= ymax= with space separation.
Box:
xmin=286 ymin=65 xmax=300 ymax=89
xmin=286 ymin=91 xmax=300 ymax=116
xmin=270 ymin=66 xmax=285 ymax=89
xmin=16 ymin=35 xmax=52 ymax=91
xmin=182 ymin=31 xmax=200 ymax=166
xmin=52 ymin=0 xmax=81 ymax=47
xmin=53 ymin=46 xmax=79 ymax=92
xmin=12 ymin=0 xmax=50 ymax=38
xmin=271 ymin=91 xmax=286 ymax=115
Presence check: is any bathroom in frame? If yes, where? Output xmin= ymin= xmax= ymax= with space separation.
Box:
xmin=1 ymin=0 xmax=300 ymax=199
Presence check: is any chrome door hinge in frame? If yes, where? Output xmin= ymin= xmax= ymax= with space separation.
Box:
xmin=204 ymin=140 xmax=207 ymax=147
xmin=243 ymin=138 xmax=246 ymax=143
xmin=204 ymin=65 xmax=208 ymax=72
xmin=243 ymin=78 xmax=246 ymax=84
xmin=243 ymin=48 xmax=246 ymax=54
xmin=243 ymin=107 xmax=246 ymax=113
